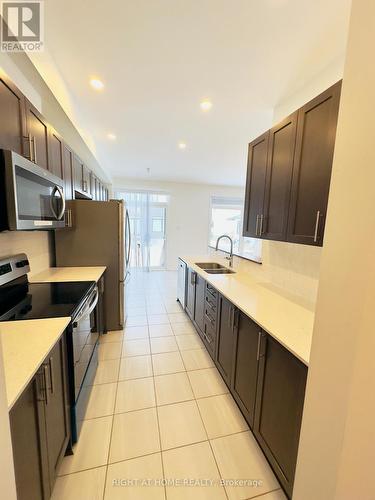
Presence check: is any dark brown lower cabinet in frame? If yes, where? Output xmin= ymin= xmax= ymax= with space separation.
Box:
xmin=10 ymin=333 xmax=71 ymax=500
xmin=216 ymin=295 xmax=236 ymax=386
xmin=231 ymin=311 xmax=262 ymax=429
xmin=254 ymin=334 xmax=307 ymax=498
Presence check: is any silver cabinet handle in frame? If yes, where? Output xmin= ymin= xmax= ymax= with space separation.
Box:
xmin=49 ymin=357 xmax=54 ymax=395
xmin=314 ymin=210 xmax=321 ymax=243
xmin=255 ymin=214 xmax=260 ymax=236
xmin=65 ymin=208 xmax=73 ymax=227
xmin=257 ymin=332 xmax=262 ymax=360
xmin=43 ymin=364 xmax=49 ymax=405
xmin=32 ymin=136 xmax=37 ymax=164
xmin=259 ymin=214 xmax=264 ymax=235
xmin=23 ymin=134 xmax=33 ymax=161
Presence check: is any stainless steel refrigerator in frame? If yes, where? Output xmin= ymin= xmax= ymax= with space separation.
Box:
xmin=55 ymin=199 xmax=131 ymax=331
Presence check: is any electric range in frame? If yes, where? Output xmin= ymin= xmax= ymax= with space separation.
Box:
xmin=0 ymin=253 xmax=100 ymax=444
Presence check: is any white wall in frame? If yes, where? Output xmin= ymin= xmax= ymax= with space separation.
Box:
xmin=293 ymin=0 xmax=375 ymax=498
xmin=113 ymin=177 xmax=244 ymax=270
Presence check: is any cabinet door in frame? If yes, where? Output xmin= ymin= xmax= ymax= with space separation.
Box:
xmin=62 ymin=143 xmax=74 ymax=201
xmin=231 ymin=312 xmax=261 ymax=428
xmin=25 ymin=99 xmax=49 ymax=170
xmin=44 ymin=335 xmax=70 ymax=490
xmin=10 ymin=369 xmax=50 ymax=500
xmin=194 ymin=273 xmax=205 ymax=333
xmin=262 ymin=112 xmax=297 ymax=241
xmin=186 ymin=268 xmax=196 ymax=320
xmin=216 ymin=295 xmax=236 ymax=385
xmin=287 ymin=81 xmax=342 ymax=246
xmin=254 ymin=335 xmax=307 ymax=498
xmin=49 ymin=129 xmax=64 ymax=179
xmin=0 ymin=71 xmax=26 ymax=155
xmin=72 ymin=154 xmax=83 ymax=194
xmin=82 ymin=164 xmax=91 ymax=196
xmin=243 ymin=131 xmax=269 ymax=237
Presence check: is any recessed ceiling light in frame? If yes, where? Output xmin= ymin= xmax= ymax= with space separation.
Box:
xmin=90 ymin=78 xmax=104 ymax=90
xmin=107 ymin=133 xmax=116 ymax=141
xmin=178 ymin=142 xmax=187 ymax=150
xmin=200 ymin=100 xmax=212 ymax=111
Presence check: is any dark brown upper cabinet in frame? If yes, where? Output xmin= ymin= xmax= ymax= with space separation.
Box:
xmin=73 ymin=154 xmax=92 ymax=198
xmin=243 ymin=81 xmax=341 ymax=247
xmin=24 ymin=99 xmax=50 ymax=171
xmin=243 ymin=132 xmax=269 ymax=237
xmin=0 ymin=71 xmax=26 ymax=155
xmin=262 ymin=112 xmax=298 ymax=241
xmin=287 ymin=81 xmax=342 ymax=245
xmin=82 ymin=164 xmax=91 ymax=196
xmin=49 ymin=128 xmax=64 ymax=179
xmin=62 ymin=143 xmax=74 ymax=201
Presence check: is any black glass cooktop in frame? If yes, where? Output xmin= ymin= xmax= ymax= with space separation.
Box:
xmin=0 ymin=276 xmax=95 ymax=322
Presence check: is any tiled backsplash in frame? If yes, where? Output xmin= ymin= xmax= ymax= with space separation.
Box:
xmin=210 ymin=240 xmax=321 ymax=307
xmin=0 ymin=232 xmax=53 ymax=276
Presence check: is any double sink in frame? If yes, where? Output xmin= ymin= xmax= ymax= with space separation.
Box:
xmin=195 ymin=262 xmax=235 ymax=274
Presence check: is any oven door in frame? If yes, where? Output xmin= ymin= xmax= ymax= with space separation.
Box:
xmin=2 ymin=150 xmax=66 ymax=230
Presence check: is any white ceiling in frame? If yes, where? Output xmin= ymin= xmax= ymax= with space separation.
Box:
xmin=31 ymin=0 xmax=351 ymax=186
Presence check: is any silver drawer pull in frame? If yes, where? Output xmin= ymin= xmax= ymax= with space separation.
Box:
xmin=314 ymin=210 xmax=321 ymax=243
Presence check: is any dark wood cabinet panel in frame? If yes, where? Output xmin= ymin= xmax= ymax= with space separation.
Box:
xmin=62 ymin=143 xmax=74 ymax=201
xmin=231 ymin=311 xmax=261 ymax=428
xmin=254 ymin=335 xmax=307 ymax=498
xmin=216 ymin=295 xmax=236 ymax=386
xmin=194 ymin=273 xmax=206 ymax=333
xmin=49 ymin=129 xmax=64 ymax=179
xmin=82 ymin=164 xmax=91 ymax=196
xmin=72 ymin=154 xmax=83 ymax=194
xmin=287 ymin=81 xmax=342 ymax=245
xmin=243 ymin=132 xmax=269 ymax=237
xmin=186 ymin=268 xmax=196 ymax=320
xmin=10 ymin=370 xmax=49 ymax=500
xmin=262 ymin=112 xmax=297 ymax=241
xmin=44 ymin=337 xmax=70 ymax=488
xmin=0 ymin=71 xmax=26 ymax=155
xmin=25 ymin=99 xmax=50 ymax=171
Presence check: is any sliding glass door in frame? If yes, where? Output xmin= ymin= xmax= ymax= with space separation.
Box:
xmin=117 ymin=191 xmax=168 ymax=270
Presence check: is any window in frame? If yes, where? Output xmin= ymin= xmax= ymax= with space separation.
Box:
xmin=209 ymin=196 xmax=262 ymax=263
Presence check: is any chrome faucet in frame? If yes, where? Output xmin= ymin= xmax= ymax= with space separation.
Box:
xmin=215 ymin=235 xmax=234 ymax=268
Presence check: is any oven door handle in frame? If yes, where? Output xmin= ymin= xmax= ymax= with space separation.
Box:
xmin=75 ymin=287 xmax=99 ymax=322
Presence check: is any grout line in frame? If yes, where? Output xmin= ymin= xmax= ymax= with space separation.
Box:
xmin=244 ymin=488 xmax=283 ymax=500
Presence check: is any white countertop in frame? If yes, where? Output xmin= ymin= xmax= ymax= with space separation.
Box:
xmin=0 ymin=318 xmax=71 ymax=410
xmin=30 ymin=266 xmax=106 ymax=283
xmin=181 ymin=256 xmax=314 ymax=366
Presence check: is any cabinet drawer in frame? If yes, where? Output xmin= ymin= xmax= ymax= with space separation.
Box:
xmin=205 ymin=292 xmax=217 ymax=311
xmin=206 ymin=283 xmax=218 ymax=300
xmin=205 ymin=304 xmax=217 ymax=328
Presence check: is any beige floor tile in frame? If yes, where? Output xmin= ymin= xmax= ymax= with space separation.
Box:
xmin=126 ymin=315 xmax=148 ymax=327
xmin=124 ymin=325 xmax=149 ymax=340
xmin=168 ymin=312 xmax=190 ymax=324
xmin=122 ymin=339 xmax=151 ymax=357
xmin=176 ymin=334 xmax=203 ymax=351
xmin=151 ymin=336 xmax=178 ymax=354
xmin=98 ymin=342 xmax=122 ymax=361
xmin=181 ymin=348 xmax=215 ymax=370
xmin=164 ymin=301 xmax=184 ymax=313
xmin=119 ymin=355 xmax=153 ymax=380
xmin=109 ymin=408 xmax=160 ymax=463
xmin=59 ymin=416 xmax=112 ymax=475
xmin=126 ymin=307 xmax=147 ymax=317
xmin=94 ymin=359 xmax=120 ymax=385
xmin=152 ymin=352 xmax=185 ymax=376
xmin=162 ymin=441 xmax=226 ymax=500
xmin=85 ymin=382 xmax=117 ymax=419
xmin=149 ymin=324 xmax=174 ymax=338
xmin=146 ymin=304 xmax=167 ymax=315
xmin=105 ymin=453 xmax=165 ymax=500
xmin=188 ymin=368 xmax=228 ymax=398
xmin=211 ymin=432 xmax=280 ymax=500
xmin=154 ymin=372 xmax=194 ymax=405
xmin=171 ymin=323 xmax=196 ymax=336
xmin=158 ymin=400 xmax=207 ymax=450
xmin=99 ymin=331 xmax=124 ymax=343
xmin=197 ymin=394 xmax=248 ymax=438
xmin=148 ymin=314 xmax=170 ymax=325
xmin=115 ymin=377 xmax=156 ymax=413
xmin=258 ymin=490 xmax=288 ymax=500
xmin=52 ymin=467 xmax=106 ymax=500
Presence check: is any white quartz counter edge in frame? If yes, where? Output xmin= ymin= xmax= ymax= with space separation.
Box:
xmin=30 ymin=266 xmax=106 ymax=283
xmin=0 ymin=318 xmax=71 ymax=410
xmin=181 ymin=257 xmax=314 ymax=365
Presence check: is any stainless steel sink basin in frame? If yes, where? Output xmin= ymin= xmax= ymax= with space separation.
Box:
xmin=205 ymin=268 xmax=236 ymax=274
xmin=195 ymin=262 xmax=226 ymax=270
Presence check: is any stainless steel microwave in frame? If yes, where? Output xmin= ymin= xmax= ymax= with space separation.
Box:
xmin=0 ymin=150 xmax=66 ymax=231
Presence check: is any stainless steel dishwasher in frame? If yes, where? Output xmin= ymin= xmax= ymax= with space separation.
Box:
xmin=177 ymin=258 xmax=187 ymax=309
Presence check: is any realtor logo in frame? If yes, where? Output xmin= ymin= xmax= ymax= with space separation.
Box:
xmin=1 ymin=1 xmax=44 ymax=52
